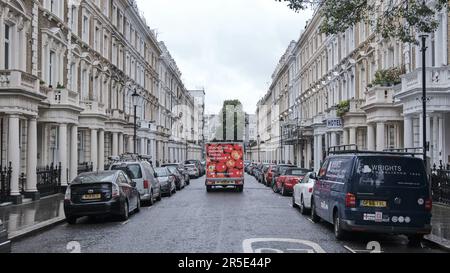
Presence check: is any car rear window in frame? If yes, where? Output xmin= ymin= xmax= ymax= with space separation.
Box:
xmin=288 ymin=169 xmax=308 ymax=176
xmin=74 ymin=173 xmax=115 ymax=184
xmin=111 ymin=164 xmax=142 ymax=179
xmin=356 ymin=157 xmax=427 ymax=189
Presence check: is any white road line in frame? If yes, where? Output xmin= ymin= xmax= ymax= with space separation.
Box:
xmin=344 ymin=245 xmax=357 ymax=253
xmin=121 ymin=220 xmax=130 ymax=225
xmin=307 ymin=218 xmax=315 ymax=223
xmin=242 ymin=238 xmax=326 ymax=253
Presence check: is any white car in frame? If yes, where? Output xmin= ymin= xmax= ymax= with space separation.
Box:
xmin=292 ymin=172 xmax=316 ymax=215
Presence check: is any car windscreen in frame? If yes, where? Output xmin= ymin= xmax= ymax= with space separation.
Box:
xmin=166 ymin=166 xmax=178 ymax=174
xmin=355 ymin=157 xmax=427 ymax=190
xmin=111 ymin=164 xmax=142 ymax=179
xmin=73 ymin=173 xmax=115 ymax=184
xmin=155 ymin=168 xmax=170 ymax=177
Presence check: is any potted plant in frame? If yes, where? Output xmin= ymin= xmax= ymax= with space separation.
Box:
xmin=336 ymin=100 xmax=350 ymax=117
xmin=56 ymin=82 xmax=65 ymax=89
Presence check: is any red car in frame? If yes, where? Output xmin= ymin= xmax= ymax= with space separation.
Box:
xmin=264 ymin=165 xmax=276 ymax=187
xmin=273 ymin=168 xmax=310 ymax=196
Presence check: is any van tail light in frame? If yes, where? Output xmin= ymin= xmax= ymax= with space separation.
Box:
xmin=345 ymin=193 xmax=357 ymax=208
xmin=143 ymin=180 xmax=149 ymax=189
xmin=425 ymin=198 xmax=432 ymax=211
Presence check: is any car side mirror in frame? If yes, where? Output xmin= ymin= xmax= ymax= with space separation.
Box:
xmin=154 ymin=173 xmax=158 ymax=178
xmin=130 ymin=181 xmax=137 ymax=188
xmin=310 ymin=173 xmax=318 ymax=180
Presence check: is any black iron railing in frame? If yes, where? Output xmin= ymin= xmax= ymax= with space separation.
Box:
xmin=0 ymin=162 xmax=12 ymax=203
xmin=78 ymin=162 xmax=93 ymax=175
xmin=431 ymin=162 xmax=450 ymax=205
xmin=36 ymin=163 xmax=61 ymax=197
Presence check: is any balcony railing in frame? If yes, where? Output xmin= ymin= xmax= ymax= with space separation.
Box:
xmin=0 ymin=70 xmax=39 ymax=93
xmin=80 ymin=100 xmax=106 ymax=115
xmin=402 ymin=66 xmax=450 ymax=92
xmin=364 ymin=85 xmax=397 ymax=107
xmin=45 ymin=88 xmax=79 ymax=106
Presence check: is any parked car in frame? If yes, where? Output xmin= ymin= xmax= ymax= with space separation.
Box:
xmin=260 ymin=164 xmax=274 ymax=185
xmin=274 ymin=168 xmax=309 ymax=196
xmin=271 ymin=164 xmax=297 ymax=187
xmin=154 ymin=167 xmax=177 ymax=197
xmin=247 ymin=162 xmax=258 ymax=175
xmin=64 ymin=171 xmax=140 ymax=224
xmin=162 ymin=163 xmax=190 ymax=185
xmin=164 ymin=165 xmax=186 ymax=190
xmin=185 ymin=160 xmax=205 ymax=176
xmin=110 ymin=160 xmax=162 ymax=206
xmin=253 ymin=163 xmax=264 ymax=181
xmin=185 ymin=163 xmax=200 ymax=179
xmin=310 ymin=149 xmax=432 ymax=245
xmin=264 ymin=165 xmax=277 ymax=187
xmin=293 ymin=172 xmax=316 ymax=214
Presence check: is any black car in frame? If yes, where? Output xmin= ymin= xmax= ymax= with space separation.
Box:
xmin=185 ymin=160 xmax=205 ymax=176
xmin=155 ymin=167 xmax=177 ymax=197
xmin=64 ymin=171 xmax=140 ymax=224
xmin=164 ymin=165 xmax=186 ymax=190
xmin=310 ymin=146 xmax=432 ymax=245
xmin=162 ymin=163 xmax=190 ymax=185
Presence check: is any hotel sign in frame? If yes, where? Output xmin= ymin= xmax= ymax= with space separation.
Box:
xmin=327 ymin=118 xmax=343 ymax=129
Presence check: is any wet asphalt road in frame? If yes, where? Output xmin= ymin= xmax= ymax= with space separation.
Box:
xmin=12 ymin=174 xmax=446 ymax=253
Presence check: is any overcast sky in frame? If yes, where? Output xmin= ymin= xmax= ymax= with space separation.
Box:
xmin=135 ymin=0 xmax=313 ymax=115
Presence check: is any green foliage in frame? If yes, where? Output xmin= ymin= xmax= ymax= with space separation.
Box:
xmin=277 ymin=0 xmax=449 ymax=43
xmin=336 ymin=100 xmax=350 ymax=117
xmin=372 ymin=66 xmax=405 ymax=86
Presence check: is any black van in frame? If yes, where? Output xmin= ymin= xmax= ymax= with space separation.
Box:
xmin=310 ymin=146 xmax=432 ymax=245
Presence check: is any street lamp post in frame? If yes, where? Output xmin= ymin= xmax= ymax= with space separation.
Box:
xmin=420 ymin=29 xmax=429 ymax=169
xmin=132 ymin=89 xmax=139 ymax=154
xmin=257 ymin=134 xmax=261 ymax=162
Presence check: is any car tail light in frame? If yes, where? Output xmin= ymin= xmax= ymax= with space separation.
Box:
xmin=64 ymin=186 xmax=71 ymax=201
xmin=143 ymin=180 xmax=149 ymax=189
xmin=308 ymin=188 xmax=313 ymax=193
xmin=425 ymin=198 xmax=432 ymax=211
xmin=345 ymin=193 xmax=357 ymax=208
xmin=112 ymin=184 xmax=120 ymax=198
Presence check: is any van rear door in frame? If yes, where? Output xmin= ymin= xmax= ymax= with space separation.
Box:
xmin=352 ymin=156 xmax=431 ymax=227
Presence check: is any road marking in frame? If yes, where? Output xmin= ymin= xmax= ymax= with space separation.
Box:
xmin=121 ymin=220 xmax=130 ymax=225
xmin=242 ymin=238 xmax=326 ymax=253
xmin=307 ymin=218 xmax=315 ymax=224
xmin=344 ymin=245 xmax=357 ymax=253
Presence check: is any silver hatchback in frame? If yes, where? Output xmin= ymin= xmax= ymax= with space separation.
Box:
xmin=110 ymin=161 xmax=162 ymax=206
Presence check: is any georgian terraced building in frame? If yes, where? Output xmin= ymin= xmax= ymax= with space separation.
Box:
xmin=253 ymin=3 xmax=450 ymax=172
xmin=0 ymin=0 xmax=203 ymax=205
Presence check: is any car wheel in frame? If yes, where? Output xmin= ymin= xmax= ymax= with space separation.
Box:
xmin=408 ymin=235 xmax=423 ymax=247
xmin=333 ymin=211 xmax=347 ymax=240
xmin=156 ymin=188 xmax=162 ymax=201
xmin=120 ymin=201 xmax=129 ymax=221
xmin=148 ymin=191 xmax=154 ymax=206
xmin=292 ymin=196 xmax=298 ymax=208
xmin=167 ymin=188 xmax=172 ymax=197
xmin=300 ymin=196 xmax=309 ymax=215
xmin=272 ymin=183 xmax=278 ymax=193
xmin=135 ymin=196 xmax=141 ymax=213
xmin=206 ymin=186 xmax=212 ymax=192
xmin=281 ymin=185 xmax=288 ymax=196
xmin=311 ymin=199 xmax=320 ymax=223
xmin=67 ymin=216 xmax=77 ymax=225
xmin=237 ymin=185 xmax=244 ymax=193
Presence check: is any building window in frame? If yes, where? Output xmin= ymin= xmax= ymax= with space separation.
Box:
xmin=70 ymin=6 xmax=78 ymax=33
xmin=4 ymin=24 xmax=10 ymax=69
xmin=49 ymin=51 xmax=55 ymax=86
xmin=82 ymin=16 xmax=89 ymax=43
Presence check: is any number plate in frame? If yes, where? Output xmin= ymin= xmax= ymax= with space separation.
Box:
xmin=216 ymin=181 xmax=235 ymax=185
xmin=82 ymin=194 xmax=101 ymax=200
xmin=361 ymin=200 xmax=387 ymax=208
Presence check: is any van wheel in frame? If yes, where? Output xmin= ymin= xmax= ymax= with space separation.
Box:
xmin=206 ymin=186 xmax=212 ymax=192
xmin=408 ymin=235 xmax=423 ymax=247
xmin=310 ymin=199 xmax=320 ymax=223
xmin=334 ymin=212 xmax=347 ymax=240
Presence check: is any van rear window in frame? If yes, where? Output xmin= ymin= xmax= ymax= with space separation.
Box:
xmin=356 ymin=157 xmax=426 ymax=189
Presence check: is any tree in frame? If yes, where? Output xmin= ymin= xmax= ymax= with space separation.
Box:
xmin=277 ymin=0 xmax=449 ymax=43
xmin=214 ymin=100 xmax=245 ymax=142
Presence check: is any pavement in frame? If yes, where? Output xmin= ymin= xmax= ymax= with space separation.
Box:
xmin=5 ymin=174 xmax=449 ymax=253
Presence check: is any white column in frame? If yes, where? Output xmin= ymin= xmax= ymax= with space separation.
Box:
xmin=118 ymin=133 xmax=124 ymax=155
xmin=70 ymin=125 xmax=78 ymax=181
xmin=419 ymin=115 xmax=423 ymax=148
xmin=376 ymin=122 xmax=385 ymax=151
xmin=330 ymin=132 xmax=337 ymax=147
xmin=367 ymin=124 xmax=375 ymax=151
xmin=349 ymin=127 xmax=357 ymax=145
xmin=439 ymin=115 xmax=444 ymax=163
xmin=112 ymin=132 xmax=118 ymax=156
xmin=426 ymin=115 xmax=431 ymax=158
xmin=26 ymin=117 xmax=38 ymax=192
xmin=324 ymin=133 xmax=329 ymax=155
xmin=343 ymin=129 xmax=349 ymax=145
xmin=141 ymin=138 xmax=147 ymax=155
xmin=404 ymin=116 xmax=413 ymax=148
xmin=315 ymin=135 xmax=323 ymax=172
xmin=59 ymin=124 xmax=68 ymax=186
xmin=91 ymin=129 xmax=98 ymax=171
xmin=98 ymin=130 xmax=105 ymax=171
xmin=128 ymin=136 xmax=134 ymax=153
xmin=306 ymin=139 xmax=312 ymax=169
xmin=432 ymin=116 xmax=439 ymax=164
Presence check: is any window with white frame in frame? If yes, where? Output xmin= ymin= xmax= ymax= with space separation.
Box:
xmin=82 ymin=15 xmax=90 ymax=43
xmin=81 ymin=68 xmax=88 ymax=100
xmin=103 ymin=33 xmax=109 ymax=58
xmin=48 ymin=51 xmax=56 ymax=86
xmin=112 ymin=5 xmax=117 ymax=26
xmin=70 ymin=6 xmax=78 ymax=33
